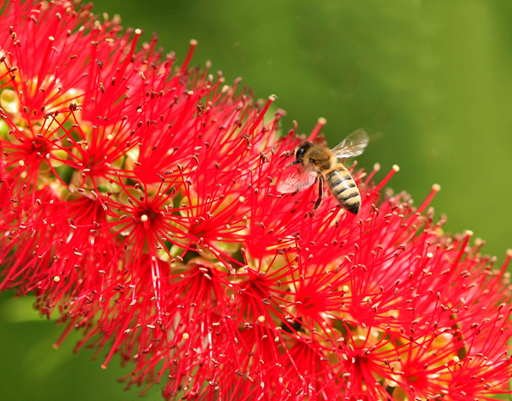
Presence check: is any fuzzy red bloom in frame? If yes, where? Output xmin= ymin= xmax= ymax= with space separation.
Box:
xmin=1 ymin=1 xmax=512 ymax=400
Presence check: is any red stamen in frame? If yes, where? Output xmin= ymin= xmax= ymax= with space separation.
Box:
xmin=306 ymin=117 xmax=326 ymax=142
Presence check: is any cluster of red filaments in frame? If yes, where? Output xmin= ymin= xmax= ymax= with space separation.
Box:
xmin=1 ymin=1 xmax=512 ymax=400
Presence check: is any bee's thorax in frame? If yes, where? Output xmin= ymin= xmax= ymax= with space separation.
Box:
xmin=303 ymin=145 xmax=334 ymax=171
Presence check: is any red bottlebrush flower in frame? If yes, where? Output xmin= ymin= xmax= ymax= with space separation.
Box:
xmin=1 ymin=1 xmax=512 ymax=400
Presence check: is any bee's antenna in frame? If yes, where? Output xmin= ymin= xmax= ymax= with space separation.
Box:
xmin=278 ymin=150 xmax=295 ymax=165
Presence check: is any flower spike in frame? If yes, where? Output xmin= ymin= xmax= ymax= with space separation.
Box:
xmin=1 ymin=1 xmax=511 ymax=400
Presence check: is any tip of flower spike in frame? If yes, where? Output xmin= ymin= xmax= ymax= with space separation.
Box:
xmin=375 ymin=164 xmax=400 ymax=191
xmin=134 ymin=29 xmax=142 ymax=36
xmin=253 ymin=96 xmax=277 ymax=127
xmin=53 ymin=276 xmax=61 ymax=283
xmin=307 ymin=117 xmax=327 ymax=141
xmin=181 ymin=39 xmax=199 ymax=72
xmin=182 ymin=333 xmax=190 ymax=340
xmin=140 ymin=214 xmax=148 ymax=222
xmin=101 ymin=364 xmax=107 ymax=370
xmin=465 ymin=230 xmax=474 ymax=237
xmin=258 ymin=315 xmax=266 ymax=323
xmin=18 ymin=160 xmax=25 ymax=167
xmin=52 ymin=343 xmax=60 ymax=350
xmin=501 ymin=250 xmax=512 ymax=271
xmin=417 ymin=182 xmax=442 ymax=215
xmin=373 ymin=163 xmax=381 ymax=172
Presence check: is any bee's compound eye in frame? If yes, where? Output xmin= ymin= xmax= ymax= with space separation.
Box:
xmin=296 ymin=143 xmax=311 ymax=159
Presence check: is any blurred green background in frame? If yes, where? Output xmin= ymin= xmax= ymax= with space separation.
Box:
xmin=1 ymin=0 xmax=512 ymax=399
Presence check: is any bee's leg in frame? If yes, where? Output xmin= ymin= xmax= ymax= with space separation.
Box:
xmin=314 ymin=175 xmax=324 ymax=211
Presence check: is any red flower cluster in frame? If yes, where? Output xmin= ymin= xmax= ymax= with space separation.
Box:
xmin=1 ymin=1 xmax=512 ymax=400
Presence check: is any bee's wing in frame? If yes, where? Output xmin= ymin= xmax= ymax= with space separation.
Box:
xmin=332 ymin=129 xmax=369 ymax=159
xmin=278 ymin=163 xmax=317 ymax=194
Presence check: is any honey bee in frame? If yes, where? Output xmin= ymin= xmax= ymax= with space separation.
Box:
xmin=278 ymin=130 xmax=369 ymax=214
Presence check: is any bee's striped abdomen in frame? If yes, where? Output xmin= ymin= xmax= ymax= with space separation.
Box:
xmin=325 ymin=165 xmax=361 ymax=214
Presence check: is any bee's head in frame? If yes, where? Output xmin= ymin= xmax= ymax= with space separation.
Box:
xmin=295 ymin=142 xmax=313 ymax=161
